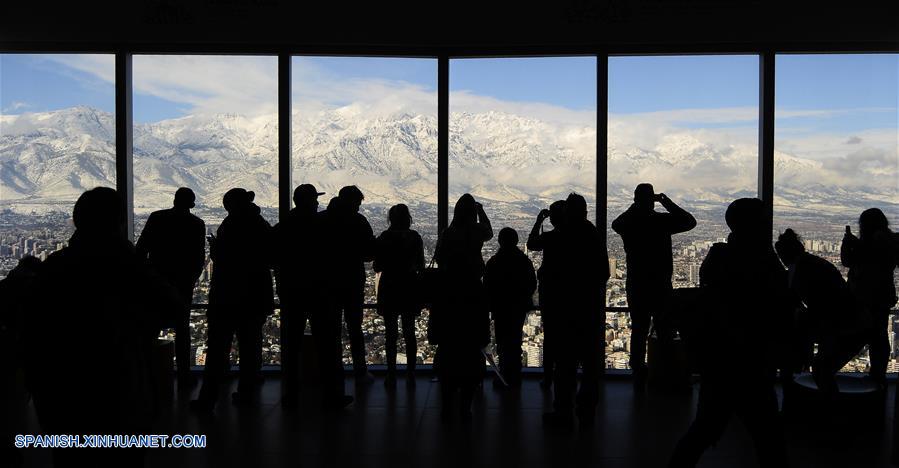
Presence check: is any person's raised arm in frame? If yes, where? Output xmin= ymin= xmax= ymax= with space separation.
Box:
xmin=658 ymin=193 xmax=697 ymax=234
xmin=476 ymin=203 xmax=494 ymax=242
xmin=527 ymin=209 xmax=550 ymax=251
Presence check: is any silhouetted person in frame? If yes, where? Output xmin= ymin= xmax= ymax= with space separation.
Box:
xmin=612 ymin=184 xmax=696 ymax=381
xmin=326 ymin=185 xmax=377 ymax=384
xmin=544 ymin=193 xmax=609 ymax=430
xmin=432 ymin=194 xmax=493 ymax=420
xmin=274 ymin=184 xmax=348 ymax=408
xmin=669 ymin=198 xmax=788 ymax=468
xmin=841 ymin=208 xmax=899 ymax=388
xmin=485 ymin=227 xmax=537 ymax=388
xmin=0 ymin=256 xmax=40 ymax=468
xmin=528 ymin=199 xmax=566 ymax=389
xmin=135 ymin=187 xmax=206 ymax=390
xmin=374 ymin=204 xmax=425 ymax=387
xmin=192 ymin=188 xmax=274 ymax=413
xmin=23 ymin=187 xmax=180 ymax=467
xmin=775 ymin=229 xmax=867 ymax=393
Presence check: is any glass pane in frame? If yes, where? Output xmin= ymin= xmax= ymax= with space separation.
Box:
xmin=607 ymin=55 xmax=760 ymax=369
xmin=774 ymin=53 xmax=899 ymax=373
xmin=449 ymin=57 xmax=598 ymax=368
xmin=1 ymin=53 xmax=115 ymax=274
xmin=131 ymin=55 xmax=279 ymax=366
xmin=292 ymin=57 xmax=438 ymax=365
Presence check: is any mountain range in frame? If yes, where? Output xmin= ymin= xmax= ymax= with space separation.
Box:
xmin=1 ymin=106 xmax=894 ymax=219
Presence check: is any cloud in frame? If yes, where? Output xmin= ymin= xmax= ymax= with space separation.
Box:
xmin=2 ymin=101 xmax=30 ymax=113
xmin=47 ymin=54 xmax=278 ymax=118
xmin=845 ymin=135 xmax=862 ymax=144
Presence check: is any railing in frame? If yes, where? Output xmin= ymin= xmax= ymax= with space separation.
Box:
xmin=175 ymin=303 xmax=897 ymax=374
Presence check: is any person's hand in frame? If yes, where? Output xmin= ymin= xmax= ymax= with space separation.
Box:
xmin=538 ymin=209 xmax=551 ymax=221
xmin=655 ymin=193 xmax=668 ymax=203
xmin=475 ymin=202 xmax=483 ymax=211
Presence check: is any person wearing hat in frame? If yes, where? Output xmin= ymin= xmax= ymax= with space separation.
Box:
xmin=192 ymin=188 xmax=275 ymax=413
xmin=275 ymin=184 xmax=352 ymax=408
xmin=135 ymin=187 xmax=206 ymax=392
xmin=324 ymin=185 xmax=377 ymax=384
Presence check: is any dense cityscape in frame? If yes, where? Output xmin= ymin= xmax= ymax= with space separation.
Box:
xmin=2 ymin=204 xmax=896 ymax=374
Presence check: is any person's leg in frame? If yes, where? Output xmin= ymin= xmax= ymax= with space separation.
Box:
xmin=868 ymin=308 xmax=890 ymax=385
xmin=195 ymin=315 xmax=235 ymax=407
xmin=738 ymin=383 xmax=789 ymax=468
xmin=576 ymin=312 xmax=603 ymax=423
xmin=281 ymin=303 xmax=299 ymax=399
xmin=175 ymin=284 xmax=195 ymax=387
xmin=541 ymin=308 xmax=555 ymax=387
xmin=310 ymin=309 xmax=346 ymax=404
xmin=384 ymin=311 xmax=399 ymax=377
xmin=235 ymin=314 xmax=264 ymax=399
xmin=668 ymin=380 xmax=733 ymax=468
xmin=550 ymin=320 xmax=577 ymax=418
xmin=343 ymin=293 xmax=369 ymax=378
xmin=401 ymin=312 xmax=418 ymax=378
xmin=628 ymin=297 xmax=651 ymax=376
xmin=493 ymin=313 xmax=509 ymax=385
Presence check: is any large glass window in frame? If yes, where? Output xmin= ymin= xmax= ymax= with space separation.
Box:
xmin=449 ymin=57 xmax=598 ymax=368
xmin=292 ymin=57 xmax=438 ymax=365
xmin=774 ymin=53 xmax=899 ymax=372
xmin=131 ymin=55 xmax=279 ymax=366
xmin=607 ymin=55 xmax=759 ymax=369
xmin=1 ymin=54 xmax=115 ymax=277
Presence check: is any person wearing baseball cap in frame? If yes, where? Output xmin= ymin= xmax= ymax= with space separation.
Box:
xmin=192 ymin=187 xmax=274 ymax=413
xmin=275 ymin=184 xmax=352 ymax=408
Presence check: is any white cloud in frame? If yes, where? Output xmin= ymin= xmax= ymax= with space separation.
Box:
xmin=2 ymin=101 xmax=30 ymax=113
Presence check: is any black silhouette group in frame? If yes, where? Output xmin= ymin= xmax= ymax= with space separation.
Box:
xmin=1 ymin=181 xmax=897 ymax=468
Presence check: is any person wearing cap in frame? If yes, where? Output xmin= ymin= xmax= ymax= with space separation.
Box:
xmin=324 ymin=185 xmax=377 ymax=384
xmin=192 ymin=188 xmax=275 ymax=413
xmin=135 ymin=187 xmax=206 ymax=392
xmin=274 ymin=184 xmax=352 ymax=408
xmin=612 ymin=183 xmax=696 ymax=384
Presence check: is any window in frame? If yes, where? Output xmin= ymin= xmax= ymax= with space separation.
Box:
xmin=607 ymin=55 xmax=759 ymax=369
xmin=131 ymin=55 xmax=279 ymax=366
xmin=449 ymin=57 xmax=598 ymax=368
xmin=292 ymin=56 xmax=438 ymax=365
xmin=0 ymin=54 xmax=115 ymax=276
xmin=774 ymin=53 xmax=899 ymax=373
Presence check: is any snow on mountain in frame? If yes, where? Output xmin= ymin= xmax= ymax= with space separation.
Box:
xmin=1 ymin=106 xmax=894 ymax=217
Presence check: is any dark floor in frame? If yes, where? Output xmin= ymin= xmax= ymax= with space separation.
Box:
xmin=17 ymin=373 xmax=897 ymax=468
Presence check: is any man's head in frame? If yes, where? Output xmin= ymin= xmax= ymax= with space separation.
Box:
xmin=73 ymin=187 xmax=123 ymax=238
xmin=498 ymin=227 xmax=519 ymax=249
xmin=549 ymin=200 xmax=566 ymax=228
xmin=338 ymin=185 xmax=364 ymax=213
xmin=293 ymin=184 xmax=324 ymax=213
xmin=173 ymin=187 xmax=196 ymax=210
xmin=565 ymin=193 xmax=587 ymax=222
xmin=725 ymin=198 xmax=764 ymax=237
xmin=634 ymin=183 xmax=655 ymax=211
xmin=223 ymin=188 xmax=254 ymax=214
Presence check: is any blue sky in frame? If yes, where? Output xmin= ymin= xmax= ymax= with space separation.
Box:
xmin=2 ymin=53 xmax=896 ymax=132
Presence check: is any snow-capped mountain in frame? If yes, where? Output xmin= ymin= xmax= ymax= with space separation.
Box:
xmin=1 ymin=106 xmax=894 ymax=218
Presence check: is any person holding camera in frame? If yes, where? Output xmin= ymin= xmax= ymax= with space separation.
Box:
xmin=612 ymin=183 xmax=696 ymax=384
